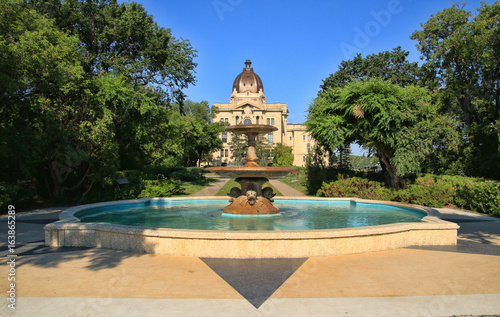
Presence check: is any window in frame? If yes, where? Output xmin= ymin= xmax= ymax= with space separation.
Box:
xmin=220 ymin=118 xmax=224 ymax=122
xmin=290 ymin=136 xmax=292 ymax=141
xmin=271 ymin=118 xmax=275 ymax=125
xmin=307 ymin=144 xmax=311 ymax=153
xmin=307 ymin=135 xmax=311 ymax=141
xmin=225 ymin=149 xmax=228 ymax=157
xmin=236 ymin=117 xmax=239 ymax=125
xmin=256 ymin=116 xmax=259 ymax=124
xmin=244 ymin=118 xmax=252 ymax=124
xmin=268 ymin=133 xmax=273 ymax=143
xmin=303 ymin=156 xmax=306 ymax=162
xmin=267 ymin=118 xmax=270 ymax=125
xmin=220 ymin=150 xmax=224 ymax=157
xmin=225 ymin=118 xmax=228 ymax=123
xmin=222 ymin=132 xmax=227 ymax=143
xmin=303 ymin=135 xmax=305 ymax=141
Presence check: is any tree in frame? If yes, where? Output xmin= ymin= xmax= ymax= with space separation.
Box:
xmin=229 ymin=133 xmax=247 ymax=165
xmin=272 ymin=143 xmax=294 ymax=167
xmin=0 ymin=1 xmax=119 ymax=200
xmin=28 ymin=0 xmax=198 ymax=171
xmin=410 ymin=2 xmax=500 ymax=178
xmin=229 ymin=134 xmax=274 ymax=166
xmin=319 ymin=47 xmax=422 ymax=93
xmin=307 ymin=79 xmax=457 ymax=188
xmin=174 ymin=100 xmax=225 ymax=166
xmin=28 ymin=0 xmax=197 ymax=101
xmin=0 ymin=0 xmax=199 ymax=202
xmin=337 ymin=145 xmax=353 ymax=171
xmin=256 ymin=136 xmax=274 ymax=166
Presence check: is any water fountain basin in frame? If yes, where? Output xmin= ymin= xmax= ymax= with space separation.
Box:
xmin=44 ymin=197 xmax=459 ymax=258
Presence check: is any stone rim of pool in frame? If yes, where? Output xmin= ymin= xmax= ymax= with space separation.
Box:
xmin=44 ymin=197 xmax=459 ymax=258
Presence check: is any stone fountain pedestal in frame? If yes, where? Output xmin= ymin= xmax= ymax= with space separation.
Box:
xmin=224 ymin=177 xmax=279 ymax=215
xmin=206 ymin=124 xmax=298 ymax=215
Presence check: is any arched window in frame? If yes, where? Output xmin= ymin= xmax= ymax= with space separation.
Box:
xmin=244 ymin=118 xmax=252 ymax=124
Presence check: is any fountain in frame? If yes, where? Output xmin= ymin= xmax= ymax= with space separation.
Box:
xmin=205 ymin=124 xmax=298 ymax=215
xmin=44 ymin=123 xmax=459 ymax=258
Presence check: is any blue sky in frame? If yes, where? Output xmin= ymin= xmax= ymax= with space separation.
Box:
xmin=123 ymin=0 xmax=486 ymax=154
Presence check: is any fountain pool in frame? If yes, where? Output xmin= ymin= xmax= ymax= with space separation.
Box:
xmin=44 ymin=197 xmax=458 ymax=258
xmin=44 ymin=124 xmax=458 ymax=257
xmin=75 ymin=199 xmax=427 ymax=231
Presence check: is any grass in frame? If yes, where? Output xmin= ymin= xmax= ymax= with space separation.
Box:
xmin=172 ymin=177 xmax=218 ymax=196
xmin=215 ymin=179 xmax=283 ymax=196
xmin=278 ymin=170 xmax=308 ymax=195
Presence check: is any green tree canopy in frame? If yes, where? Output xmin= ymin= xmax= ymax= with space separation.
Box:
xmin=0 ymin=0 xmax=201 ymax=202
xmin=319 ymin=47 xmax=422 ymax=93
xmin=272 ymin=143 xmax=294 ymax=167
xmin=307 ymin=79 xmax=457 ymax=188
xmin=411 ymin=2 xmax=500 ymax=178
xmin=27 ymin=0 xmax=197 ymax=102
xmin=163 ymin=100 xmax=225 ymax=167
xmin=0 ymin=1 xmax=117 ymax=200
xmin=229 ymin=134 xmax=274 ymax=166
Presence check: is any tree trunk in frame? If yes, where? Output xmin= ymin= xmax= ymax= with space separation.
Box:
xmin=377 ymin=149 xmax=401 ymax=189
xmin=47 ymin=160 xmax=71 ymax=201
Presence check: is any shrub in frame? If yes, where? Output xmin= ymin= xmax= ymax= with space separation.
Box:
xmin=304 ymin=165 xmax=341 ymax=195
xmin=452 ymin=178 xmax=500 ymax=216
xmin=142 ymin=166 xmax=205 ymax=182
xmin=395 ymin=175 xmax=454 ymax=208
xmin=138 ymin=180 xmax=184 ymax=198
xmin=317 ymin=176 xmax=395 ymax=201
xmin=0 ymin=182 xmax=35 ymax=214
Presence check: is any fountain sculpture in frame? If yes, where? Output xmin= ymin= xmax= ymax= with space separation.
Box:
xmin=206 ymin=124 xmax=298 ymax=215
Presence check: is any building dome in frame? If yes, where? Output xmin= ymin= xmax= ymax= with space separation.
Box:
xmin=232 ymin=59 xmax=264 ymax=94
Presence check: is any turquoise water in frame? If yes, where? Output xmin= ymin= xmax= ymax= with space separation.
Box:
xmin=75 ymin=199 xmax=426 ymax=231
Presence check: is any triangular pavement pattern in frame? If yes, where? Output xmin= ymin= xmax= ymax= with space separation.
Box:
xmin=201 ymin=258 xmax=308 ymax=308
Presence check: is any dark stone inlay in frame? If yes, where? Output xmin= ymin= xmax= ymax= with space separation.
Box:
xmin=201 ymin=257 xmax=308 ymax=308
xmin=0 ymin=242 xmax=92 ymax=257
xmin=440 ymin=218 xmax=498 ymax=224
xmin=408 ymin=240 xmax=500 ymax=256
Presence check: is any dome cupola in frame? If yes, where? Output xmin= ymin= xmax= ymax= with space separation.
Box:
xmin=232 ymin=59 xmax=264 ymax=94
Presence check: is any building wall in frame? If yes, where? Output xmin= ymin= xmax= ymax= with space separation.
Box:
xmin=284 ymin=124 xmax=315 ymax=167
xmin=212 ymin=88 xmax=315 ymax=167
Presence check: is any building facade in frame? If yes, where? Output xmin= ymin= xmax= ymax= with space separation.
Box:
xmin=212 ymin=60 xmax=314 ymax=167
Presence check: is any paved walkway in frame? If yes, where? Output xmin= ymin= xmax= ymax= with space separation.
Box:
xmin=191 ymin=177 xmax=307 ymax=197
xmin=1 ymin=201 xmax=500 ymax=316
xmin=268 ymin=179 xmax=307 ymax=197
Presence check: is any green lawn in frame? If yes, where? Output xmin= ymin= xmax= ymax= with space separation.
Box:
xmin=215 ymin=179 xmax=283 ymax=196
xmin=278 ymin=169 xmax=308 ymax=195
xmin=172 ymin=177 xmax=218 ymax=196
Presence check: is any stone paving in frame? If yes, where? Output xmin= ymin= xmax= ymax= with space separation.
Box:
xmin=1 ymin=182 xmax=500 ymax=316
xmin=268 ymin=179 xmax=307 ymax=197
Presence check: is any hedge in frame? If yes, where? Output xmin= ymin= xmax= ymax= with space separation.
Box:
xmin=317 ymin=174 xmax=500 ymax=217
